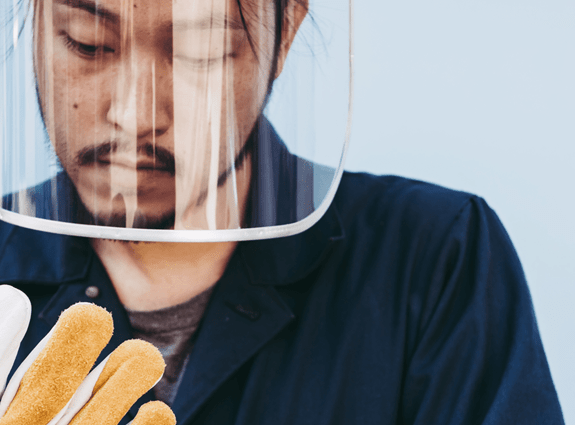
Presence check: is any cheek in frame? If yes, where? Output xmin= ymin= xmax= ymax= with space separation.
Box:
xmin=50 ymin=72 xmax=93 ymax=153
xmin=230 ymin=58 xmax=270 ymax=136
xmin=48 ymin=55 xmax=114 ymax=149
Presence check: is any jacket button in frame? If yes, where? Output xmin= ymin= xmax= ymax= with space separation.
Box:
xmin=85 ymin=286 xmax=100 ymax=299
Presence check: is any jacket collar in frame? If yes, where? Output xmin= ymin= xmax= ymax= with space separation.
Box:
xmin=240 ymin=204 xmax=344 ymax=286
xmin=0 ymin=222 xmax=93 ymax=285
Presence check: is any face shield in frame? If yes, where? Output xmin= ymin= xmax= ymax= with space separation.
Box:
xmin=0 ymin=0 xmax=352 ymax=242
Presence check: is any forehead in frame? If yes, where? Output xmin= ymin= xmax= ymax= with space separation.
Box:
xmin=49 ymin=0 xmax=247 ymax=29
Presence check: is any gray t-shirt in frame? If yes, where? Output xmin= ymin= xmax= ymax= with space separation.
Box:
xmin=126 ymin=287 xmax=214 ymax=405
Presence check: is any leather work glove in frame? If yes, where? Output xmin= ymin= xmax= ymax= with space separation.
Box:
xmin=0 ymin=285 xmax=176 ymax=425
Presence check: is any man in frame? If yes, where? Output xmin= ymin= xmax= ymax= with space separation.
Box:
xmin=0 ymin=0 xmax=566 ymax=423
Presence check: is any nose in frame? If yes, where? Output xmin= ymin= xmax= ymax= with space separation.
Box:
xmin=106 ymin=56 xmax=172 ymax=139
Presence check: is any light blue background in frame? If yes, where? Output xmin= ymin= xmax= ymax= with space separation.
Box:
xmin=347 ymin=0 xmax=574 ymax=422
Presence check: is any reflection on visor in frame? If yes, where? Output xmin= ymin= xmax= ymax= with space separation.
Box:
xmin=0 ymin=0 xmax=351 ymax=241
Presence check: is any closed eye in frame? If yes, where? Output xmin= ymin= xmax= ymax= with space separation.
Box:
xmin=61 ymin=33 xmax=115 ymax=58
xmin=173 ymin=53 xmax=236 ymax=69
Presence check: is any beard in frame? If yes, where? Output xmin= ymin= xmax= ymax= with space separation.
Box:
xmin=84 ymin=197 xmax=177 ymax=230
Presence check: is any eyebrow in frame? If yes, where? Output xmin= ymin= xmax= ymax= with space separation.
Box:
xmin=54 ymin=0 xmax=245 ymax=31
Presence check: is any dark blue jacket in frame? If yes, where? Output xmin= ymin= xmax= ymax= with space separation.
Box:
xmin=0 ymin=172 xmax=565 ymax=425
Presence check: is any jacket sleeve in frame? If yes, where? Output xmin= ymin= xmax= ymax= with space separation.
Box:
xmin=400 ymin=196 xmax=565 ymax=425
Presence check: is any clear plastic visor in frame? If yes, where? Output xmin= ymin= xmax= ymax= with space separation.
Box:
xmin=0 ymin=0 xmax=351 ymax=241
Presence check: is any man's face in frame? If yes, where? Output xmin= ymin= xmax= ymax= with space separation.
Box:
xmin=34 ymin=0 xmax=277 ymax=230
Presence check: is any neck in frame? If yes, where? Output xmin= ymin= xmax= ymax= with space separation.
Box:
xmin=91 ymin=239 xmax=237 ymax=311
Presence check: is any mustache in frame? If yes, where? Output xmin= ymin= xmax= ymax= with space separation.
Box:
xmin=75 ymin=141 xmax=176 ymax=175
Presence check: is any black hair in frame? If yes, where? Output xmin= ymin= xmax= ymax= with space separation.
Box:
xmin=235 ymin=0 xmax=309 ymax=97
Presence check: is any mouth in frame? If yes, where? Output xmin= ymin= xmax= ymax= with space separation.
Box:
xmin=95 ymin=156 xmax=175 ymax=175
xmin=76 ymin=142 xmax=176 ymax=176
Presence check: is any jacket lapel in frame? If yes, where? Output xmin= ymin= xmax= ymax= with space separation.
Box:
xmin=170 ymin=252 xmax=295 ymax=423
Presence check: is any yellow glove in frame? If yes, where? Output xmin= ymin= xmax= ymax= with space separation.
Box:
xmin=0 ymin=285 xmax=176 ymax=425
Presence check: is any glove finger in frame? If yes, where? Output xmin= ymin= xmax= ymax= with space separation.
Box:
xmin=128 ymin=401 xmax=176 ymax=425
xmin=0 ymin=304 xmax=113 ymax=425
xmin=0 ymin=328 xmax=56 ymax=419
xmin=68 ymin=340 xmax=165 ymax=425
xmin=48 ymin=354 xmax=111 ymax=425
xmin=0 ymin=286 xmax=31 ymax=396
